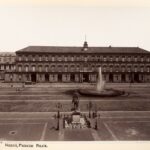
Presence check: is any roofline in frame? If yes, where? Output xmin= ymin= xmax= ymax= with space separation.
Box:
xmin=15 ymin=46 xmax=150 ymax=54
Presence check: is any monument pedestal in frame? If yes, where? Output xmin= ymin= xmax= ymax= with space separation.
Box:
xmin=64 ymin=111 xmax=87 ymax=129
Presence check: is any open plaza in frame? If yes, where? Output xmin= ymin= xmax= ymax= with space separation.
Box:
xmin=0 ymin=83 xmax=150 ymax=141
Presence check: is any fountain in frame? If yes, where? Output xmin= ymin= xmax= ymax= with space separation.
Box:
xmin=78 ymin=67 xmax=125 ymax=97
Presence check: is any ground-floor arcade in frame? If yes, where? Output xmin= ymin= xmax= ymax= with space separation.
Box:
xmin=4 ymin=72 xmax=150 ymax=83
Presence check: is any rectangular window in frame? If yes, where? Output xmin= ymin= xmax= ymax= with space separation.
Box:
xmin=116 ymin=57 xmax=119 ymax=62
xmin=64 ymin=56 xmax=67 ymax=61
xmin=52 ymin=56 xmax=54 ymax=62
xmin=104 ymin=57 xmax=106 ymax=62
xmin=18 ymin=56 xmax=22 ymax=61
xmin=122 ymin=67 xmax=125 ymax=72
xmin=110 ymin=56 xmax=112 ymax=61
xmin=71 ymin=56 xmax=74 ymax=61
xmin=39 ymin=66 xmax=42 ymax=72
xmin=32 ymin=66 xmax=35 ymax=72
xmin=58 ymin=56 xmax=61 ymax=61
xmin=84 ymin=56 xmax=87 ymax=62
xmin=33 ymin=56 xmax=35 ymax=61
xmin=45 ymin=66 xmax=48 ymax=72
xmin=18 ymin=66 xmax=22 ymax=72
xmin=25 ymin=56 xmax=28 ymax=61
xmin=45 ymin=56 xmax=48 ymax=61
xmin=76 ymin=66 xmax=80 ymax=72
xmin=127 ymin=66 xmax=131 ymax=72
xmin=25 ymin=66 xmax=29 ymax=72
xmin=64 ymin=66 xmax=68 ymax=72
xmin=141 ymin=67 xmax=144 ymax=72
xmin=128 ymin=57 xmax=131 ymax=62
xmin=51 ymin=66 xmax=55 ymax=72
xmin=122 ymin=56 xmax=125 ymax=62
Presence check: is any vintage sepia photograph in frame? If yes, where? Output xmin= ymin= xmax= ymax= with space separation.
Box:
xmin=0 ymin=1 xmax=150 ymax=149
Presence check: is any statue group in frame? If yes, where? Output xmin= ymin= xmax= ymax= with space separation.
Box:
xmin=72 ymin=92 xmax=79 ymax=111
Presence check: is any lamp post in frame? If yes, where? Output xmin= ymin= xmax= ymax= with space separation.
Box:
xmin=87 ymin=101 xmax=92 ymax=118
xmin=94 ymin=104 xmax=98 ymax=130
xmin=56 ymin=102 xmax=62 ymax=130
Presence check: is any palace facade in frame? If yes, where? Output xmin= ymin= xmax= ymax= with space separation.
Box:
xmin=0 ymin=52 xmax=15 ymax=81
xmin=4 ymin=42 xmax=150 ymax=83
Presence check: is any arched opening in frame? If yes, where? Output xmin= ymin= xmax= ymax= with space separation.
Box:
xmin=70 ymin=74 xmax=75 ymax=82
xmin=45 ymin=74 xmax=49 ymax=82
xmin=31 ymin=73 xmax=36 ymax=82
xmin=58 ymin=74 xmax=62 ymax=82
xmin=134 ymin=73 xmax=140 ymax=83
xmin=83 ymin=73 xmax=89 ymax=82
xmin=109 ymin=73 xmax=113 ymax=82
xmin=121 ymin=74 xmax=126 ymax=82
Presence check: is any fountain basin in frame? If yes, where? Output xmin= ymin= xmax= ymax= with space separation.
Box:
xmin=78 ymin=88 xmax=125 ymax=97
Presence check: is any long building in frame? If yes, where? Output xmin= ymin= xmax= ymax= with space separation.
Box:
xmin=4 ymin=41 xmax=150 ymax=83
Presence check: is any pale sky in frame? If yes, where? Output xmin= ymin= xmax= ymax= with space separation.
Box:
xmin=0 ymin=0 xmax=150 ymax=52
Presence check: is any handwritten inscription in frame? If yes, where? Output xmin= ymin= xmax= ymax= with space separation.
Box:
xmin=4 ymin=142 xmax=48 ymax=148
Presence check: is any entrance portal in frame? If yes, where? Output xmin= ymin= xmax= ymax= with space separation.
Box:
xmin=45 ymin=74 xmax=49 ymax=82
xmin=83 ymin=73 xmax=89 ymax=82
xmin=109 ymin=73 xmax=113 ymax=82
xmin=134 ymin=73 xmax=140 ymax=83
xmin=121 ymin=74 xmax=126 ymax=82
xmin=71 ymin=74 xmax=75 ymax=82
xmin=58 ymin=74 xmax=62 ymax=82
xmin=31 ymin=73 xmax=36 ymax=82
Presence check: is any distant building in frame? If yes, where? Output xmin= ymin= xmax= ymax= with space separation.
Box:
xmin=0 ymin=52 xmax=15 ymax=81
xmin=4 ymin=41 xmax=150 ymax=83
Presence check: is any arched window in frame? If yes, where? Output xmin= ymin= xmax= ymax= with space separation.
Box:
xmin=110 ymin=65 xmax=113 ymax=72
xmin=45 ymin=65 xmax=49 ymax=72
xmin=25 ymin=56 xmax=28 ymax=61
xmin=18 ymin=56 xmax=22 ymax=61
xmin=18 ymin=65 xmax=22 ymax=72
xmin=45 ymin=56 xmax=48 ymax=61
xmin=115 ymin=65 xmax=119 ymax=72
xmin=32 ymin=65 xmax=35 ymax=72
xmin=84 ymin=56 xmax=87 ymax=62
xmin=51 ymin=65 xmax=55 ymax=72
xmin=39 ymin=66 xmax=42 ymax=72
xmin=70 ymin=65 xmax=74 ymax=72
xmin=83 ymin=66 xmax=87 ymax=72
xmin=147 ymin=66 xmax=150 ymax=72
xmin=64 ymin=66 xmax=68 ymax=72
xmin=25 ymin=65 xmax=29 ymax=72
xmin=76 ymin=65 xmax=80 ymax=72
xmin=122 ymin=56 xmax=125 ymax=62
xmin=140 ymin=66 xmax=144 ymax=72
xmin=58 ymin=65 xmax=62 ymax=72
xmin=39 ymin=56 xmax=42 ymax=61
xmin=19 ymin=75 xmax=22 ymax=81
xmin=64 ymin=56 xmax=67 ymax=61
xmin=115 ymin=56 xmax=119 ymax=62
xmin=103 ymin=65 xmax=106 ymax=72
xmin=33 ymin=56 xmax=35 ymax=61
xmin=52 ymin=56 xmax=55 ymax=61
xmin=128 ymin=56 xmax=131 ymax=62
xmin=127 ymin=66 xmax=131 ymax=72
xmin=122 ymin=66 xmax=125 ymax=72
xmin=134 ymin=66 xmax=137 ymax=72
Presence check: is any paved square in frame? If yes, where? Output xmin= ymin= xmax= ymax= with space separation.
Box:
xmin=103 ymin=121 xmax=150 ymax=140
xmin=0 ymin=123 xmax=44 ymax=141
